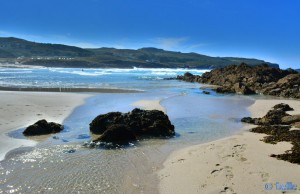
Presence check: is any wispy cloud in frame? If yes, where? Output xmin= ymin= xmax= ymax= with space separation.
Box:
xmin=150 ymin=37 xmax=209 ymax=53
xmin=154 ymin=37 xmax=188 ymax=50
xmin=186 ymin=43 xmax=208 ymax=50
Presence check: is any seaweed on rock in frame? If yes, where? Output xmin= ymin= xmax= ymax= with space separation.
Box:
xmin=242 ymin=103 xmax=300 ymax=164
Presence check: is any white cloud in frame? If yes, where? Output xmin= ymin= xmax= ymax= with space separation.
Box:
xmin=155 ymin=37 xmax=188 ymax=50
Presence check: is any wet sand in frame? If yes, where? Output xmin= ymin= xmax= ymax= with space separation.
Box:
xmin=0 ymin=98 xmax=169 ymax=194
xmin=131 ymin=99 xmax=166 ymax=113
xmin=0 ymin=86 xmax=142 ymax=93
xmin=159 ymin=99 xmax=300 ymax=194
xmin=0 ymin=91 xmax=92 ymax=160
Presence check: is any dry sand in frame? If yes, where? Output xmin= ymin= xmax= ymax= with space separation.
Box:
xmin=131 ymin=99 xmax=166 ymax=113
xmin=159 ymin=99 xmax=300 ymax=194
xmin=0 ymin=91 xmax=91 ymax=160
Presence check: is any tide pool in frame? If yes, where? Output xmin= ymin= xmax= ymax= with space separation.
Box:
xmin=0 ymin=67 xmax=254 ymax=193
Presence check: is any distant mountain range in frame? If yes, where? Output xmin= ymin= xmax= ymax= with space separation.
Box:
xmin=0 ymin=37 xmax=279 ymax=68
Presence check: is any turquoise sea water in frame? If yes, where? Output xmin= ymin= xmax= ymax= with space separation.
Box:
xmin=0 ymin=67 xmax=207 ymax=90
xmin=0 ymin=67 xmax=253 ymax=193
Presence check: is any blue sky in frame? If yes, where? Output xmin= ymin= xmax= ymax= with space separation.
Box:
xmin=0 ymin=0 xmax=299 ymax=68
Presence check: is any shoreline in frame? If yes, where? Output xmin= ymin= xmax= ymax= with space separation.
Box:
xmin=158 ymin=99 xmax=300 ymax=194
xmin=131 ymin=99 xmax=166 ymax=113
xmin=0 ymin=86 xmax=142 ymax=93
xmin=0 ymin=91 xmax=92 ymax=160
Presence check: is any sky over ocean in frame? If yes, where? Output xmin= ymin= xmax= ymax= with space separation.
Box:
xmin=0 ymin=0 xmax=299 ymax=69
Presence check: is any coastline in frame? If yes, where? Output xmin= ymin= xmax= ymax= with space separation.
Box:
xmin=0 ymin=86 xmax=142 ymax=93
xmin=0 ymin=91 xmax=92 ymax=160
xmin=159 ymin=99 xmax=300 ymax=194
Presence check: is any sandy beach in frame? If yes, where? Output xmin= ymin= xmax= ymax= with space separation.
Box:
xmin=159 ymin=99 xmax=300 ymax=194
xmin=0 ymin=91 xmax=92 ymax=160
xmin=131 ymin=99 xmax=166 ymax=113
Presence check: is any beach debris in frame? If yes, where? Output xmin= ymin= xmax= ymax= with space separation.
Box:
xmin=242 ymin=103 xmax=300 ymax=164
xmin=23 ymin=119 xmax=64 ymax=136
xmin=89 ymin=108 xmax=175 ymax=145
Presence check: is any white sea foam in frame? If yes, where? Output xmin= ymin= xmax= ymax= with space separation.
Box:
xmin=49 ymin=69 xmax=111 ymax=76
xmin=0 ymin=71 xmax=33 ymax=74
xmin=49 ymin=67 xmax=210 ymax=77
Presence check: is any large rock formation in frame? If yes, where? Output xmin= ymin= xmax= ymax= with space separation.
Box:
xmin=89 ymin=108 xmax=175 ymax=144
xmin=174 ymin=63 xmax=299 ymax=98
xmin=23 ymin=119 xmax=64 ymax=136
xmin=260 ymin=73 xmax=300 ymax=98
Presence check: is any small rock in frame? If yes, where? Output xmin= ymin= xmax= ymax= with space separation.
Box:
xmin=23 ymin=119 xmax=64 ymax=136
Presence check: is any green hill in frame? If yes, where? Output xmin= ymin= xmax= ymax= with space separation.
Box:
xmin=0 ymin=37 xmax=93 ymax=57
xmin=0 ymin=37 xmax=279 ymax=68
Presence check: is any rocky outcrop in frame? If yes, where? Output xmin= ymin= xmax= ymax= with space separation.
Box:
xmin=241 ymin=103 xmax=300 ymax=164
xmin=174 ymin=72 xmax=201 ymax=82
xmin=173 ymin=63 xmax=299 ymax=98
xmin=23 ymin=119 xmax=64 ymax=136
xmin=273 ymin=103 xmax=294 ymax=111
xmin=242 ymin=104 xmax=292 ymax=125
xmin=89 ymin=108 xmax=175 ymax=145
xmin=260 ymin=73 xmax=300 ymax=98
xmin=281 ymin=115 xmax=300 ymax=125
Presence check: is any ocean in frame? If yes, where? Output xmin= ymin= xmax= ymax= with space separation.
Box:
xmin=0 ymin=67 xmax=253 ymax=193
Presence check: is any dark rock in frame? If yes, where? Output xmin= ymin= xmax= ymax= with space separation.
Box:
xmin=95 ymin=124 xmax=137 ymax=144
xmin=233 ymin=82 xmax=255 ymax=95
xmin=241 ymin=104 xmax=294 ymax=125
xmin=261 ymin=74 xmax=300 ymax=98
xmin=241 ymin=109 xmax=289 ymax=125
xmin=273 ymin=103 xmax=294 ymax=111
xmin=281 ymin=115 xmax=300 ymax=125
xmin=202 ymin=91 xmax=210 ymax=95
xmin=292 ymin=122 xmax=300 ymax=128
xmin=241 ymin=117 xmax=259 ymax=124
xmin=215 ymin=86 xmax=235 ymax=94
xmin=243 ymin=103 xmax=300 ymax=164
xmin=23 ymin=119 xmax=64 ymax=136
xmin=200 ymin=63 xmax=296 ymax=95
xmin=89 ymin=112 xmax=123 ymax=134
xmin=250 ymin=125 xmax=291 ymax=136
xmin=174 ymin=63 xmax=300 ymax=98
xmin=175 ymin=72 xmax=199 ymax=82
xmin=89 ymin=108 xmax=175 ymax=143
xmin=259 ymin=109 xmax=290 ymax=125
